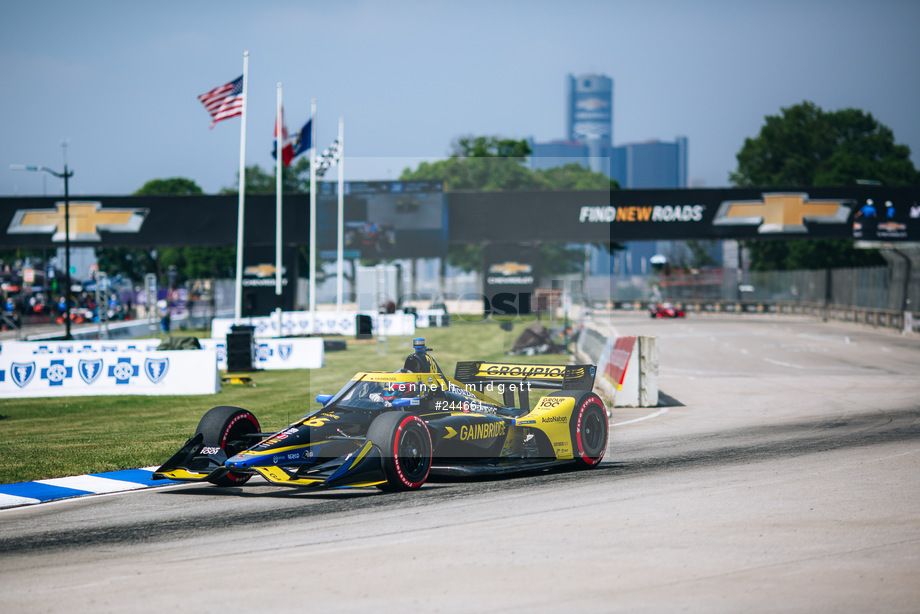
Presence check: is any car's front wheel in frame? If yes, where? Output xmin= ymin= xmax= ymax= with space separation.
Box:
xmin=367 ymin=412 xmax=432 ymax=491
xmin=195 ymin=405 xmax=261 ymax=486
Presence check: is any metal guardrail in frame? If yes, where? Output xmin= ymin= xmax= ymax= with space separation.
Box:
xmin=604 ymin=299 xmax=920 ymax=334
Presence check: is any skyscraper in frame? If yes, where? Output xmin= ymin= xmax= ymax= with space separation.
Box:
xmin=528 ymin=73 xmax=702 ymax=282
xmin=567 ymin=74 xmax=613 ymax=146
xmin=610 ymin=137 xmax=688 ymax=188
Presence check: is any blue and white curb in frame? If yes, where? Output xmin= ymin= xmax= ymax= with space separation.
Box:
xmin=0 ymin=467 xmax=180 ymax=509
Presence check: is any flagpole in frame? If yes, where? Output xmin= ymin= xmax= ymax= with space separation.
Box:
xmin=336 ymin=117 xmax=345 ymax=310
xmin=234 ymin=51 xmax=249 ymax=321
xmin=309 ymin=99 xmax=317 ymax=315
xmin=275 ymin=83 xmax=284 ymax=331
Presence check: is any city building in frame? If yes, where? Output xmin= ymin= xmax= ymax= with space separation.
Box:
xmin=528 ymin=73 xmax=715 ymax=287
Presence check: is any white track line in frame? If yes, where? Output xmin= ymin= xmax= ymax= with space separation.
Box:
xmin=612 ymin=407 xmax=669 ymax=426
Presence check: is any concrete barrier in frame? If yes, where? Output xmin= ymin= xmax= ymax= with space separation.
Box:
xmin=575 ymin=326 xmax=659 ymax=408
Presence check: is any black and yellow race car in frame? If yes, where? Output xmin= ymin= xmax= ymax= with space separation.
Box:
xmin=155 ymin=338 xmax=608 ymax=492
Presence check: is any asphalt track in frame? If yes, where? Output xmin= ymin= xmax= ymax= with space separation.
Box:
xmin=1 ymin=314 xmax=918 ymax=613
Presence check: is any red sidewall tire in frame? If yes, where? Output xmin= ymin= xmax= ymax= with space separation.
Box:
xmin=368 ymin=412 xmax=432 ymax=491
xmin=571 ymin=394 xmax=608 ymax=468
xmin=196 ymin=406 xmax=261 ymax=486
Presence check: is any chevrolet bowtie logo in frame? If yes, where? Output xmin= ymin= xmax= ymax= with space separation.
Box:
xmin=244 ymin=264 xmax=285 ymax=278
xmin=489 ymin=261 xmax=533 ymax=276
xmin=713 ymin=192 xmax=852 ymax=233
xmin=8 ymin=201 xmax=148 ymax=242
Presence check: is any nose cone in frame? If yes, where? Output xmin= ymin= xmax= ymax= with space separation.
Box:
xmin=225 ymin=453 xmax=254 ymax=469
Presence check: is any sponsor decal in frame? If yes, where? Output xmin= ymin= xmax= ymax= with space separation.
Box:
xmin=40 ymin=359 xmax=73 ymax=387
xmin=108 ymin=357 xmax=139 ymax=385
xmin=242 ymin=277 xmax=288 ymax=287
xmin=476 ymin=363 xmax=567 ymax=380
xmin=273 ymin=452 xmax=301 ymax=464
xmin=144 ymin=357 xmax=169 ymax=384
xmin=460 ymin=421 xmax=506 ymax=441
xmin=486 ymin=275 xmax=534 ymax=285
xmin=579 ymin=205 xmax=704 ymax=223
xmin=536 ymin=397 xmax=565 ymax=409
xmin=489 ymin=261 xmax=532 ymax=276
xmin=713 ymin=192 xmax=852 ymax=233
xmin=486 ymin=261 xmax=535 ymax=285
xmin=10 ymin=362 xmax=36 ymax=388
xmin=278 ymin=344 xmax=293 ymax=360
xmin=243 ymin=263 xmax=285 ymax=278
xmin=256 ymin=344 xmax=272 ymax=361
xmin=261 ymin=427 xmax=299 ymax=446
xmin=541 ymin=416 xmax=567 ymax=424
xmin=7 ymin=201 xmax=147 ymax=242
xmin=200 ymin=446 xmax=222 ymax=455
xmin=77 ymin=358 xmax=102 ymax=385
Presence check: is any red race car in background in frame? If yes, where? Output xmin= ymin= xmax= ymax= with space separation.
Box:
xmin=649 ymin=301 xmax=685 ymax=318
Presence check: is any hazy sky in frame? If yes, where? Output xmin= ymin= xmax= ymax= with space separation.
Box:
xmin=2 ymin=0 xmax=918 ymax=197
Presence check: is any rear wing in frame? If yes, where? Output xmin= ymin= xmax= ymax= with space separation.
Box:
xmin=454 ymin=361 xmax=596 ymax=409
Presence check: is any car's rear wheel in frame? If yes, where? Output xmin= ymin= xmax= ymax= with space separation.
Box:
xmin=195 ymin=405 xmax=261 ymax=486
xmin=548 ymin=391 xmax=608 ymax=468
xmin=367 ymin=412 xmax=432 ymax=491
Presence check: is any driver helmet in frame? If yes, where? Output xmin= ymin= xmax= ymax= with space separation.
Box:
xmin=381 ymin=375 xmax=417 ymax=403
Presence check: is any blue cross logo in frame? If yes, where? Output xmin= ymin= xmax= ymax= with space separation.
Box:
xmin=108 ymin=357 xmax=139 ymax=385
xmin=41 ymin=359 xmax=73 ymax=387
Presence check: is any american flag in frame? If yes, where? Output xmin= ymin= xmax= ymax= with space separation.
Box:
xmin=198 ymin=75 xmax=244 ymax=129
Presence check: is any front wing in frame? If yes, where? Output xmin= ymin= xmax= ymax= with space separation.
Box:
xmin=154 ymin=435 xmax=390 ymax=489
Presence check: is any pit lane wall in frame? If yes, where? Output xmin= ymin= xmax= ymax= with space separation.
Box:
xmin=575 ymin=326 xmax=659 ymax=408
xmin=0 ymin=340 xmax=219 ymax=397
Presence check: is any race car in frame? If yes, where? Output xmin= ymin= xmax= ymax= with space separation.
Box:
xmin=154 ymin=337 xmax=608 ymax=492
xmin=649 ymin=301 xmax=685 ymax=318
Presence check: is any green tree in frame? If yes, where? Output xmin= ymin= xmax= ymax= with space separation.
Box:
xmin=133 ymin=177 xmax=203 ymax=195
xmin=220 ymin=157 xmax=313 ymax=195
xmin=732 ymin=102 xmax=917 ymax=270
xmin=400 ymin=136 xmax=621 ymax=274
xmin=95 ymin=177 xmax=236 ymax=284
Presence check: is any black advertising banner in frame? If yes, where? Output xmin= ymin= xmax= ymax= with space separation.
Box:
xmin=2 ymin=185 xmax=918 ymax=250
xmin=0 ymin=194 xmax=310 ymax=248
xmin=482 ymin=243 xmax=539 ymax=316
xmin=448 ymin=186 xmax=920 ymax=243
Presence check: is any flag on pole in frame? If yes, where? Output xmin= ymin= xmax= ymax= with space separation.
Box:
xmin=271 ymin=107 xmax=294 ymax=166
xmin=291 ymin=119 xmax=312 ymax=159
xmin=198 ymin=75 xmax=244 ymax=128
xmin=272 ymin=117 xmax=312 ymax=167
xmin=314 ymin=138 xmax=341 ymax=177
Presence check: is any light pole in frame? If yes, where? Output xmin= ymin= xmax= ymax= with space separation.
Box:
xmin=10 ymin=163 xmax=75 ymax=340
